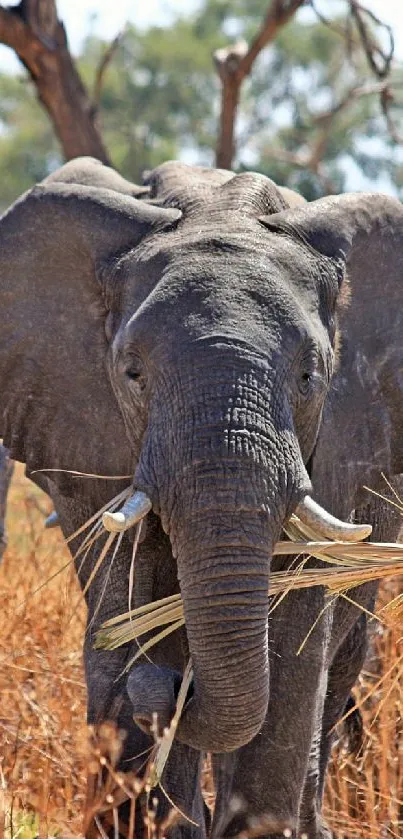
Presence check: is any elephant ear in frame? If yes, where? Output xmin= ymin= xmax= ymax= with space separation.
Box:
xmin=260 ymin=192 xmax=403 ymax=263
xmin=0 ymin=171 xmax=180 ymax=502
xmin=261 ymin=193 xmax=403 ymax=486
xmin=43 ymin=155 xmax=150 ymax=198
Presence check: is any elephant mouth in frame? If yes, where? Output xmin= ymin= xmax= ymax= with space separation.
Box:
xmin=103 ymin=489 xmax=372 ymax=542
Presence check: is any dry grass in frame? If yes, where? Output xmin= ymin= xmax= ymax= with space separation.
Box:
xmin=1 ymin=465 xmax=403 ymax=837
xmin=324 ymin=582 xmax=403 ymax=838
xmin=0 ymin=463 xmax=87 ymax=837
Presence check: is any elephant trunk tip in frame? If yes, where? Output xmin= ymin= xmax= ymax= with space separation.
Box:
xmin=127 ymin=664 xmax=184 ymax=736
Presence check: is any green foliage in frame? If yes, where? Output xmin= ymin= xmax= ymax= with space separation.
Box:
xmin=79 ymin=17 xmax=224 ymax=179
xmin=0 ymin=0 xmax=401 ymax=205
xmin=0 ymin=72 xmax=61 ymax=210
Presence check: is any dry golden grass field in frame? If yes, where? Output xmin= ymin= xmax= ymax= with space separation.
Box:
xmin=1 ymin=464 xmax=403 ymax=837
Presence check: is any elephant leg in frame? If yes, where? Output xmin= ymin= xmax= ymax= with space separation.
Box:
xmin=84 ymin=632 xmax=207 ymax=838
xmin=85 ymin=729 xmax=206 ymax=839
xmin=299 ymin=614 xmax=369 ymax=839
xmin=211 ymin=587 xmax=330 ymax=839
xmin=159 ymin=744 xmax=209 ymax=838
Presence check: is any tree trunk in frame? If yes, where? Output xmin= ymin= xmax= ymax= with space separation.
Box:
xmin=0 ymin=1 xmax=110 ymax=163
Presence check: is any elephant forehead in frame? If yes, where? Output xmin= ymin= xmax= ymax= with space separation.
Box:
xmin=113 ymin=216 xmax=338 ymax=357
xmin=157 ymin=227 xmax=329 ymax=308
xmin=118 ymin=245 xmax=330 ymax=362
xmin=134 ymin=213 xmax=319 ymax=284
xmin=145 ymin=162 xmax=288 ymax=218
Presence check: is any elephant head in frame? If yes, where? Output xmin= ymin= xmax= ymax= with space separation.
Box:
xmin=0 ymin=157 xmax=401 ymax=754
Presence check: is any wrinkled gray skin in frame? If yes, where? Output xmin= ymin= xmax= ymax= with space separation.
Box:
xmin=1 ymin=157 xmax=403 ymax=838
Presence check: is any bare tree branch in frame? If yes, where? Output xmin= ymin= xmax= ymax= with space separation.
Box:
xmin=309 ymin=0 xmax=393 ymax=68
xmin=93 ymin=28 xmax=126 ymax=115
xmin=380 ymin=86 xmax=403 ymax=144
xmin=349 ymin=0 xmax=394 ymax=79
xmin=214 ymin=0 xmax=306 ymax=169
xmin=310 ymin=0 xmax=401 ymax=162
xmin=0 ymin=1 xmax=110 ymax=162
xmin=258 ymin=144 xmax=338 ymax=193
xmin=311 ymin=80 xmax=392 ymax=126
xmin=262 ymin=80 xmax=402 ymax=194
xmin=213 ymin=0 xmax=401 ymax=190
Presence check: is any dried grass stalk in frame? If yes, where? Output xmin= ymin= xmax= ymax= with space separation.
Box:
xmin=95 ymin=515 xmax=403 ymax=654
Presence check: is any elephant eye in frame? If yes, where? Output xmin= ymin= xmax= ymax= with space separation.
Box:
xmin=296 ymin=344 xmax=325 ymax=400
xmin=127 ymin=370 xmax=147 ymax=389
xmin=126 ymin=369 xmax=141 ymax=381
xmin=124 ymin=359 xmax=147 ymax=391
xmin=298 ymin=370 xmax=313 ymax=398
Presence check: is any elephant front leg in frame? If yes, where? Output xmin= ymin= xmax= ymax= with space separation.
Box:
xmin=299 ymin=612 xmax=370 ymax=839
xmin=84 ymin=622 xmax=208 ymax=837
xmin=212 ymin=588 xmax=330 ymax=839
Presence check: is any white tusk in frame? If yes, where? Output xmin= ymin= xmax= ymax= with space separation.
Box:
xmin=295 ymin=495 xmax=372 ymax=543
xmin=45 ymin=510 xmax=59 ymax=529
xmin=102 ymin=491 xmax=152 ymax=533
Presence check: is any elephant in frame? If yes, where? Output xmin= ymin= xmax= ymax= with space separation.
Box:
xmin=1 ymin=156 xmax=403 ymax=838
xmin=0 ymin=443 xmax=13 ymax=560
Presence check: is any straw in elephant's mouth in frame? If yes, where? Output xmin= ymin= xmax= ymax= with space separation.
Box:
xmin=66 ymin=482 xmax=403 ymax=785
xmin=91 ymin=488 xmax=403 ymax=640
xmin=63 ymin=481 xmax=403 ymax=662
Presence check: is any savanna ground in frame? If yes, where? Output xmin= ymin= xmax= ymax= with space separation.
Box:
xmin=1 ymin=465 xmax=403 ymax=838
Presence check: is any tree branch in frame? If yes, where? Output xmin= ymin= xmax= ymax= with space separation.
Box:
xmin=263 ymin=80 xmax=401 ymax=194
xmin=261 ymin=145 xmax=338 ymax=193
xmin=349 ymin=1 xmax=393 ymax=79
xmin=214 ymin=0 xmax=306 ymax=169
xmin=380 ymin=86 xmax=403 ymax=144
xmin=93 ymin=28 xmax=126 ymax=115
xmin=310 ymin=0 xmax=400 ymax=158
xmin=214 ymin=0 xmax=401 ymax=187
xmin=0 ymin=1 xmax=110 ymax=163
xmin=0 ymin=6 xmax=42 ymax=75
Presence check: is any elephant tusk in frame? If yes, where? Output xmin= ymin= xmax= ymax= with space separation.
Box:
xmin=102 ymin=491 xmax=152 ymax=533
xmin=295 ymin=495 xmax=372 ymax=543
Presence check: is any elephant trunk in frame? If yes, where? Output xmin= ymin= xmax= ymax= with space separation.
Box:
xmin=170 ymin=472 xmax=273 ymax=752
xmin=130 ymin=450 xmax=301 ymax=753
xmin=127 ymin=350 xmax=310 ymax=752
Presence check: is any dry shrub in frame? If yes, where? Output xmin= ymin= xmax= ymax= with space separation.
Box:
xmin=324 ymin=581 xmax=403 ymax=838
xmin=0 ymin=463 xmax=87 ymax=836
xmin=1 ymin=465 xmax=403 ymax=837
